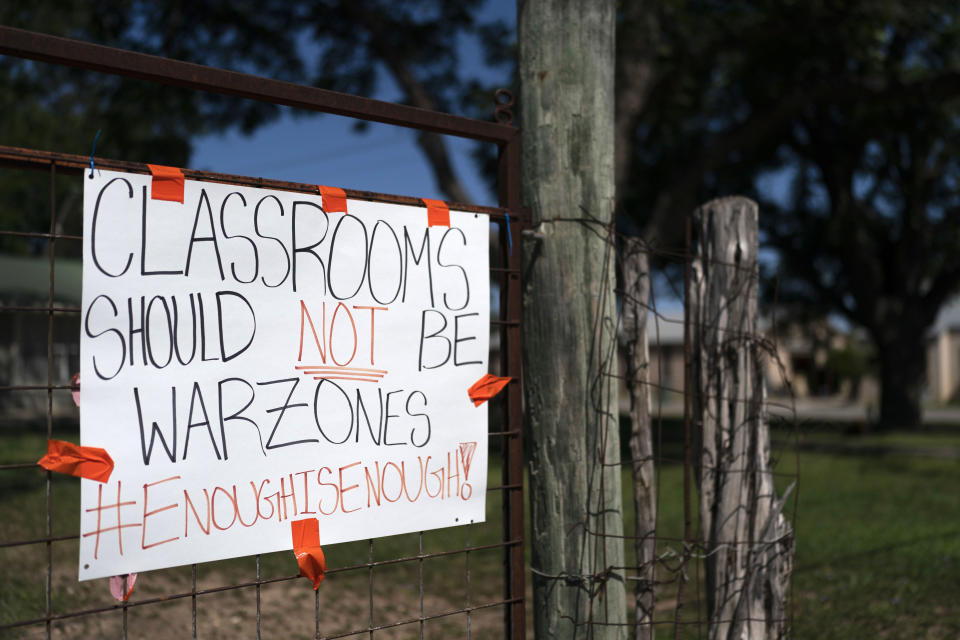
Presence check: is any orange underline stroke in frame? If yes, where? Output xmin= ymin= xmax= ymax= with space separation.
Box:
xmin=303 ymin=372 xmax=385 ymax=379
xmin=300 ymin=369 xmax=385 ymax=377
xmin=307 ymin=372 xmax=383 ymax=379
xmin=304 ymin=373 xmax=384 ymax=380
xmin=295 ymin=365 xmax=388 ymax=374
xmin=312 ymin=376 xmax=384 ymax=383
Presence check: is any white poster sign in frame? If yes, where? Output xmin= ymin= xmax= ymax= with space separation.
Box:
xmin=78 ymin=170 xmax=489 ymax=580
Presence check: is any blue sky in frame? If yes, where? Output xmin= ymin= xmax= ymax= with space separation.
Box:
xmin=192 ymin=115 xmax=496 ymax=204
xmin=184 ymin=1 xmax=772 ymax=319
xmin=191 ymin=1 xmax=516 ymax=209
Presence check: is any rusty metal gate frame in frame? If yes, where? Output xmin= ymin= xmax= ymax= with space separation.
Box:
xmin=0 ymin=25 xmax=526 ymax=639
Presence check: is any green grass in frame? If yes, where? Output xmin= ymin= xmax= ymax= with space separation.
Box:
xmin=785 ymin=452 xmax=960 ymax=639
xmin=3 ymin=425 xmax=960 ymax=638
xmin=772 ymin=422 xmax=960 ymax=452
xmin=616 ymin=422 xmax=960 ymax=639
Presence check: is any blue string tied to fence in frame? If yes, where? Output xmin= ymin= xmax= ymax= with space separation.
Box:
xmin=88 ymin=129 xmax=101 ymax=178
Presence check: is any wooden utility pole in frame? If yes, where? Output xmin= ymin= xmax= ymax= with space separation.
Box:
xmin=689 ymin=197 xmax=794 ymax=640
xmin=519 ymin=1 xmax=627 ymax=638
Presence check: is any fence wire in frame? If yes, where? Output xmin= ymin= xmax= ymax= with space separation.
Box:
xmin=0 ymin=156 xmax=524 ymax=639
xmin=1 ymin=159 xmax=804 ymax=640
xmin=566 ymin=214 xmax=801 ymax=640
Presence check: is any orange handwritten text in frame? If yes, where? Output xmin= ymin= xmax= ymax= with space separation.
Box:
xmin=81 ymin=446 xmax=479 ymax=559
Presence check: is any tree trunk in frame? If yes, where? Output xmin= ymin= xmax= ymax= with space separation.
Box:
xmin=621 ymin=238 xmax=656 ymax=639
xmin=337 ymin=0 xmax=473 ymax=205
xmin=876 ymin=329 xmax=926 ymax=430
xmin=689 ymin=197 xmax=793 ymax=640
xmin=519 ymin=1 xmax=627 ymax=638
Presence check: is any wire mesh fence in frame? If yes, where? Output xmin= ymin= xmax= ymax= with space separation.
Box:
xmin=0 ymin=165 xmax=799 ymax=640
xmin=547 ymin=197 xmax=801 ymax=640
xmin=0 ymin=152 xmax=524 ymax=639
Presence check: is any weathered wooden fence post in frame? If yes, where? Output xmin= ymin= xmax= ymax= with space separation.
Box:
xmin=621 ymin=237 xmax=656 ymax=639
xmin=689 ymin=197 xmax=794 ymax=640
xmin=519 ymin=0 xmax=627 ymax=638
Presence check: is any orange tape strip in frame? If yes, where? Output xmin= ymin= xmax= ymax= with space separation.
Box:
xmin=422 ymin=198 xmax=450 ymax=227
xmin=291 ymin=518 xmax=326 ymax=589
xmin=147 ymin=164 xmax=185 ymax=203
xmin=467 ymin=374 xmax=512 ymax=407
xmin=318 ymin=185 xmax=348 ymax=214
xmin=37 ymin=439 xmax=114 ymax=483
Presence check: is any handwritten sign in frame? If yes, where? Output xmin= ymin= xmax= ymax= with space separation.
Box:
xmin=78 ymin=171 xmax=489 ymax=580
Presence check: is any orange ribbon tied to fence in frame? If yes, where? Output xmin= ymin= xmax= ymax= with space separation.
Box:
xmin=37 ymin=439 xmax=114 ymax=483
xmin=422 ymin=198 xmax=450 ymax=227
xmin=147 ymin=164 xmax=185 ymax=203
xmin=468 ymin=374 xmax=512 ymax=407
xmin=291 ymin=518 xmax=326 ymax=590
xmin=318 ymin=185 xmax=348 ymax=214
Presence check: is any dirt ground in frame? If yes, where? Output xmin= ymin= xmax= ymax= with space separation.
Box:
xmin=10 ymin=556 xmax=507 ymax=639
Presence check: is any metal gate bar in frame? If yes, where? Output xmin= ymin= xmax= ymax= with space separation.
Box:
xmin=0 ymin=26 xmax=516 ymax=144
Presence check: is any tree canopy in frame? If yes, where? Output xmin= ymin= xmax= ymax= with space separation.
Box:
xmin=3 ymin=0 xmax=960 ymax=427
xmin=615 ymin=0 xmax=960 ymax=428
xmin=0 ymin=0 xmax=508 ymax=253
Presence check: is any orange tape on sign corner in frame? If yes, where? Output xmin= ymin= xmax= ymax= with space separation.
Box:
xmin=291 ymin=518 xmax=326 ymax=590
xmin=318 ymin=185 xmax=348 ymax=214
xmin=37 ymin=439 xmax=114 ymax=483
xmin=467 ymin=374 xmax=512 ymax=407
xmin=422 ymin=198 xmax=450 ymax=227
xmin=147 ymin=164 xmax=185 ymax=203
